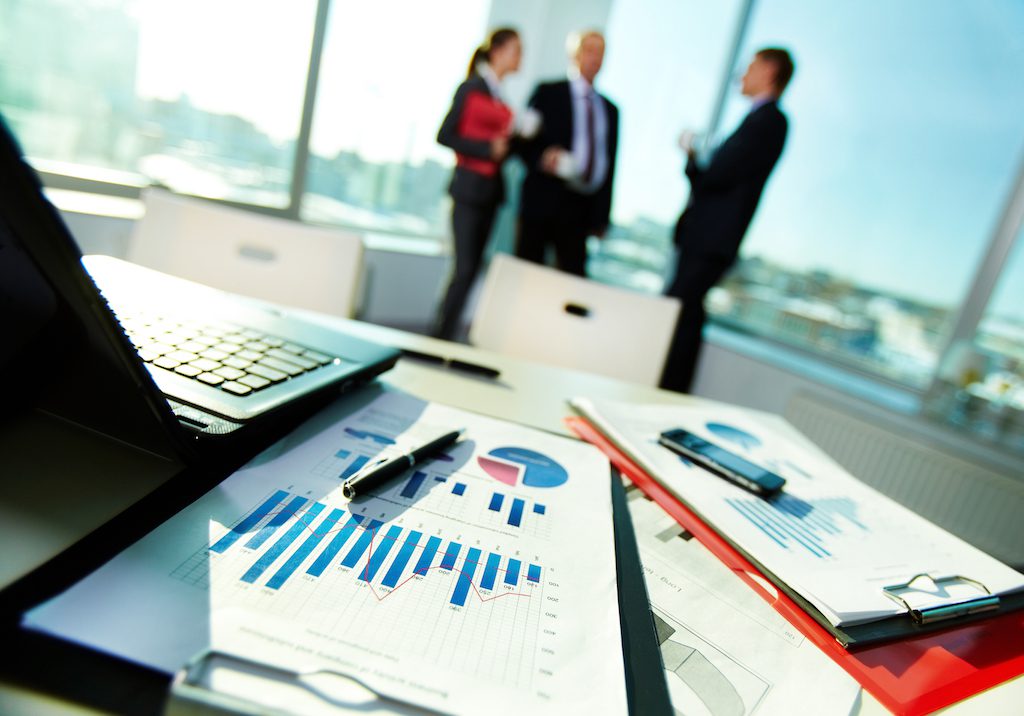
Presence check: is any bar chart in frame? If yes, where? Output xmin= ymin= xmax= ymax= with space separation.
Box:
xmin=487 ymin=490 xmax=547 ymax=528
xmin=724 ymin=494 xmax=868 ymax=558
xmin=33 ymin=391 xmax=627 ymax=714
xmin=188 ymin=489 xmax=544 ymax=610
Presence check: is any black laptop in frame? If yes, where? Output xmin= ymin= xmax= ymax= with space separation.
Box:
xmin=0 ymin=115 xmax=399 ymax=468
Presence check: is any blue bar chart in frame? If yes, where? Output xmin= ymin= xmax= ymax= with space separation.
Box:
xmin=401 ymin=471 xmax=428 ymax=499
xmin=485 ymin=490 xmax=547 ymax=529
xmin=203 ymin=490 xmax=544 ymax=609
xmin=382 ymin=531 xmax=422 ymax=587
xmin=481 ymin=553 xmax=501 ymax=590
xmin=242 ymin=502 xmax=325 ymax=584
xmin=340 ymin=454 xmax=370 ymax=480
xmin=413 ymin=536 xmax=442 ymax=576
xmin=452 ymin=548 xmax=482 ymax=606
xmin=505 ymin=559 xmax=521 ymax=586
xmin=509 ymin=498 xmax=525 ymax=527
xmin=725 ymin=494 xmax=868 ymax=558
xmin=267 ymin=507 xmax=345 ymax=589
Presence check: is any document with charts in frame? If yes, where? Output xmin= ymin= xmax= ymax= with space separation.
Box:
xmin=571 ymin=397 xmax=1024 ymax=629
xmin=27 ymin=389 xmax=627 ymax=715
xmin=626 ymin=487 xmax=860 ymax=715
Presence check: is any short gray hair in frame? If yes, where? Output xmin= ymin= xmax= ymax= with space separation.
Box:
xmin=566 ymin=29 xmax=604 ymax=57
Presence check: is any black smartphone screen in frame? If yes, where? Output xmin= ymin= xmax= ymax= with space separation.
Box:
xmin=658 ymin=428 xmax=786 ymax=496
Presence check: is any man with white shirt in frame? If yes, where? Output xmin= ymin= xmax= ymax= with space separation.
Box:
xmin=516 ymin=30 xmax=620 ymax=276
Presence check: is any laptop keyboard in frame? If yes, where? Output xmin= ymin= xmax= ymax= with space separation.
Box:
xmin=116 ymin=311 xmax=337 ymax=397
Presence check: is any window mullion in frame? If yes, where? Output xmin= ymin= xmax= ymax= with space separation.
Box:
xmin=288 ymin=0 xmax=333 ymax=220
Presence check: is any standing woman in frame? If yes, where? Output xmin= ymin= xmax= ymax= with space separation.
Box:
xmin=433 ymin=28 xmax=522 ymax=340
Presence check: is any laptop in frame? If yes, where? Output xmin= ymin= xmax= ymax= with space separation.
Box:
xmin=0 ymin=115 xmax=400 ymax=468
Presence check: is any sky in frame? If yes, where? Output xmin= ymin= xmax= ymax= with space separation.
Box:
xmin=134 ymin=0 xmax=315 ymax=142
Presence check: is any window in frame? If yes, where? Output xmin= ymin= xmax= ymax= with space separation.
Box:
xmin=0 ymin=0 xmax=316 ymax=208
xmin=301 ymin=0 xmax=490 ymax=236
xmin=592 ymin=0 xmax=747 ymax=292
xmin=703 ymin=1 xmax=1024 ymax=389
xmin=926 ymin=220 xmax=1024 ymax=452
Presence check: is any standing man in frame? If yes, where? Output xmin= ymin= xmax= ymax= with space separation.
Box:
xmin=660 ymin=48 xmax=794 ymax=393
xmin=516 ymin=30 xmax=619 ymax=276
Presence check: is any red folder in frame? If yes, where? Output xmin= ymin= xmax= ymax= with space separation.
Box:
xmin=567 ymin=415 xmax=1024 ymax=715
xmin=456 ymin=90 xmax=512 ymax=177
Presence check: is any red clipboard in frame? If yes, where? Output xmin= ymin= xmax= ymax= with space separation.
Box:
xmin=567 ymin=415 xmax=1024 ymax=715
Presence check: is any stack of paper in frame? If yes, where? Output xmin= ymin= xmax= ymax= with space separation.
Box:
xmin=572 ymin=397 xmax=1024 ymax=632
xmin=28 ymin=389 xmax=628 ymax=715
xmin=626 ymin=486 xmax=861 ymax=714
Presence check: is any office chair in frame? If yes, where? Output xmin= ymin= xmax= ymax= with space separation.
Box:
xmin=127 ymin=189 xmax=365 ymax=318
xmin=469 ymin=254 xmax=682 ymax=385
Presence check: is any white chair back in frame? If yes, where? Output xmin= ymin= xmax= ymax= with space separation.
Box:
xmin=127 ymin=189 xmax=364 ymax=317
xmin=469 ymin=254 xmax=681 ymax=385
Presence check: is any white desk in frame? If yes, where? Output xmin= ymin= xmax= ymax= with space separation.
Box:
xmin=2 ymin=316 xmax=1020 ymax=715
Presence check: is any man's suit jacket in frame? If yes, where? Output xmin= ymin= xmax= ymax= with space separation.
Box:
xmin=437 ymin=74 xmax=511 ymax=207
xmin=518 ymin=80 xmax=619 ymax=231
xmin=675 ymin=100 xmax=788 ymax=260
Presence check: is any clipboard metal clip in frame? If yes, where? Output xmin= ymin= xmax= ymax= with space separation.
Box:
xmin=882 ymin=573 xmax=1001 ymax=625
xmin=167 ymin=648 xmax=443 ymax=716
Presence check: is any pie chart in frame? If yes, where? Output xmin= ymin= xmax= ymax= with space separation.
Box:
xmin=477 ymin=447 xmax=568 ymax=488
xmin=706 ymin=422 xmax=760 ymax=450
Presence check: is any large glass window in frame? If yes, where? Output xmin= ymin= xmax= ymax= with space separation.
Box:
xmin=593 ymin=0 xmax=746 ymax=292
xmin=703 ymin=1 xmax=1024 ymax=389
xmin=301 ymin=0 xmax=489 ymax=236
xmin=0 ymin=0 xmax=316 ymax=207
xmin=926 ymin=220 xmax=1024 ymax=452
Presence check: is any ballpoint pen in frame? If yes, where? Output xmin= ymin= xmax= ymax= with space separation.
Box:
xmin=399 ymin=349 xmax=501 ymax=380
xmin=342 ymin=429 xmax=464 ymax=499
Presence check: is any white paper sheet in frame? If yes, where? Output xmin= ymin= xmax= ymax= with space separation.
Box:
xmin=27 ymin=389 xmax=627 ymax=715
xmin=573 ymin=397 xmax=1024 ymax=627
xmin=626 ymin=487 xmax=861 ymax=715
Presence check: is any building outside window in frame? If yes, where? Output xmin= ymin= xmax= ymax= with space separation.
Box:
xmin=300 ymin=0 xmax=489 ymax=237
xmin=926 ymin=222 xmax=1024 ymax=451
xmin=1 ymin=0 xmax=317 ymax=208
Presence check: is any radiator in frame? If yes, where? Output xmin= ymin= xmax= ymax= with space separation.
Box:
xmin=784 ymin=391 xmax=1024 ymax=567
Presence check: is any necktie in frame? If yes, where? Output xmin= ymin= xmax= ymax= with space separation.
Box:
xmin=582 ymin=90 xmax=596 ymax=184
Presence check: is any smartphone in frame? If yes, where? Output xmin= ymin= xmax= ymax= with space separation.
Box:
xmin=658 ymin=428 xmax=786 ymax=496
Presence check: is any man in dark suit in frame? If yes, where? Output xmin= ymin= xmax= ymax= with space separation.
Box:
xmin=660 ymin=48 xmax=794 ymax=393
xmin=516 ymin=30 xmax=619 ymax=276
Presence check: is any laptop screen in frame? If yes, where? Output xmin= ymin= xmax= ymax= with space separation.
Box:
xmin=0 ymin=115 xmax=187 ymax=461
